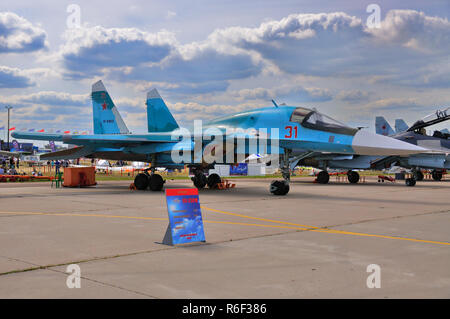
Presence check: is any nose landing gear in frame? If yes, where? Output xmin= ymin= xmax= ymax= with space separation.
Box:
xmin=270 ymin=180 xmax=290 ymax=195
xmin=270 ymin=149 xmax=291 ymax=195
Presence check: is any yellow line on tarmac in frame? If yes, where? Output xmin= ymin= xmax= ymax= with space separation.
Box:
xmin=320 ymin=229 xmax=450 ymax=246
xmin=201 ymin=206 xmax=450 ymax=246
xmin=0 ymin=211 xmax=166 ymax=221
xmin=1 ymin=210 xmax=449 ymax=246
xmin=0 ymin=211 xmax=305 ymax=230
xmin=201 ymin=206 xmax=320 ymax=229
xmin=204 ymin=220 xmax=309 ymax=231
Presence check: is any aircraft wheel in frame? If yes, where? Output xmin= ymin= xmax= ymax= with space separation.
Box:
xmin=347 ymin=171 xmax=360 ymax=184
xmin=270 ymin=180 xmax=290 ymax=195
xmin=414 ymin=171 xmax=424 ymax=181
xmin=134 ymin=173 xmax=149 ymax=190
xmin=317 ymin=171 xmax=329 ymax=184
xmin=207 ymin=173 xmax=221 ymax=189
xmin=192 ymin=173 xmax=207 ymax=189
xmin=149 ymin=174 xmax=164 ymax=191
xmin=431 ymin=170 xmax=443 ymax=181
xmin=405 ymin=178 xmax=416 ymax=187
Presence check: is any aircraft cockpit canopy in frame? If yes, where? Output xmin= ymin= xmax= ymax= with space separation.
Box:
xmin=432 ymin=130 xmax=450 ymax=140
xmin=290 ymin=107 xmax=357 ymax=135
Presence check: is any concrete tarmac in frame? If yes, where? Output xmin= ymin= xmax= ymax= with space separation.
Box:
xmin=0 ymin=176 xmax=449 ymax=298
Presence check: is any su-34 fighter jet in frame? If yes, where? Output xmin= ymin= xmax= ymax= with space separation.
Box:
xmin=12 ymin=80 xmax=427 ymax=195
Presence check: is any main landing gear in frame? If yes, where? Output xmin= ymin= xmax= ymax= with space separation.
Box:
xmin=316 ymin=170 xmax=330 ymax=184
xmin=403 ymin=168 xmax=424 ymax=187
xmin=405 ymin=177 xmax=416 ymax=186
xmin=270 ymin=150 xmax=290 ymax=195
xmin=134 ymin=169 xmax=165 ymax=191
xmin=431 ymin=170 xmax=443 ymax=181
xmin=315 ymin=170 xmax=359 ymax=184
xmin=191 ymin=170 xmax=222 ymax=190
xmin=347 ymin=170 xmax=360 ymax=184
xmin=413 ymin=170 xmax=424 ymax=181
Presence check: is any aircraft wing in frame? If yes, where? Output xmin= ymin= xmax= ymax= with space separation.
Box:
xmin=38 ymin=146 xmax=96 ymax=160
xmin=11 ymin=132 xmax=179 ymax=145
xmin=11 ymin=131 xmax=274 ymax=148
xmin=11 ymin=131 xmax=192 ymax=161
xmin=0 ymin=150 xmax=32 ymax=157
xmin=0 ymin=150 xmax=20 ymax=157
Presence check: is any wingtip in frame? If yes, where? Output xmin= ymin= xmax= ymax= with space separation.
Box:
xmin=147 ymin=88 xmax=161 ymax=99
xmin=92 ymin=80 xmax=106 ymax=92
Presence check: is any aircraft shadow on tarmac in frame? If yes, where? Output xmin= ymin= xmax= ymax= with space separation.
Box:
xmin=1 ymin=180 xmax=448 ymax=207
xmin=290 ymin=178 xmax=449 ymax=186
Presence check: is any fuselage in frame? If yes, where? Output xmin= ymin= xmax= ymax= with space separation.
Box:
xmin=12 ymin=105 xmax=426 ymax=167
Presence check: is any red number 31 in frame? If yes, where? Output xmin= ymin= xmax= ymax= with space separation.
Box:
xmin=284 ymin=126 xmax=298 ymax=138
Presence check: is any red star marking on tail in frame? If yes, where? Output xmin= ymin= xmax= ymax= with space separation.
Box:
xmin=102 ymin=102 xmax=107 ymax=110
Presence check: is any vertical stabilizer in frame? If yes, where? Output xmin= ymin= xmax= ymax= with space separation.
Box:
xmin=375 ymin=116 xmax=395 ymax=136
xmin=91 ymin=80 xmax=130 ymax=134
xmin=146 ymin=89 xmax=179 ymax=132
xmin=395 ymin=119 xmax=409 ymax=133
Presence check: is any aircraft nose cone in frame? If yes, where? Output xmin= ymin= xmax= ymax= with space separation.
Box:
xmin=352 ymin=130 xmax=426 ymax=156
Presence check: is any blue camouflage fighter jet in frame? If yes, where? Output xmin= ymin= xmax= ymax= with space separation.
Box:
xmin=12 ymin=80 xmax=426 ymax=195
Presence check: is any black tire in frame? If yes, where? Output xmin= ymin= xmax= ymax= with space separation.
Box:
xmin=347 ymin=171 xmax=360 ymax=184
xmin=432 ymin=170 xmax=443 ymax=181
xmin=317 ymin=171 xmax=329 ymax=184
xmin=207 ymin=173 xmax=221 ymax=189
xmin=405 ymin=178 xmax=416 ymax=187
xmin=134 ymin=173 xmax=149 ymax=190
xmin=149 ymin=174 xmax=164 ymax=191
xmin=414 ymin=171 xmax=424 ymax=181
xmin=270 ymin=180 xmax=290 ymax=195
xmin=192 ymin=173 xmax=207 ymax=189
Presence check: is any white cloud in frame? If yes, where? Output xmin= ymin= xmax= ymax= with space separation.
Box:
xmin=0 ymin=11 xmax=48 ymax=53
xmin=60 ymin=26 xmax=177 ymax=78
xmin=2 ymin=7 xmax=450 ymax=132
xmin=367 ymin=10 xmax=450 ymax=54
xmin=20 ymin=91 xmax=89 ymax=106
xmin=336 ymin=90 xmax=371 ymax=103
xmin=166 ymin=10 xmax=177 ymax=20
xmin=0 ymin=66 xmax=34 ymax=88
xmin=231 ymin=85 xmax=332 ymax=102
xmin=205 ymin=10 xmax=450 ymax=84
xmin=55 ymin=10 xmax=450 ymax=92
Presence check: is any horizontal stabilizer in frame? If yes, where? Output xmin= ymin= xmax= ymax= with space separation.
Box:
xmin=0 ymin=150 xmax=22 ymax=157
xmin=12 ymin=132 xmax=64 ymax=141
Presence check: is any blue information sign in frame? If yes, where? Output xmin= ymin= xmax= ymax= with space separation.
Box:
xmin=163 ymin=188 xmax=206 ymax=245
xmin=230 ymin=163 xmax=248 ymax=175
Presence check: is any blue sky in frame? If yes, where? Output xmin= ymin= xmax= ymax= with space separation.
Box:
xmin=0 ymin=0 xmax=449 ymax=140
